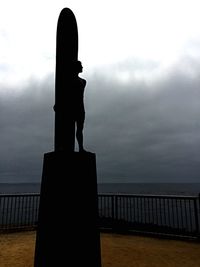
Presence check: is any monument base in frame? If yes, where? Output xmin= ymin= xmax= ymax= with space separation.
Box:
xmin=34 ymin=151 xmax=101 ymax=267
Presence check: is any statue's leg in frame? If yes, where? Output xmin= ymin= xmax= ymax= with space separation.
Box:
xmin=66 ymin=119 xmax=75 ymax=151
xmin=76 ymin=119 xmax=84 ymax=152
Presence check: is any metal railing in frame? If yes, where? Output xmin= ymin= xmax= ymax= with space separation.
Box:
xmin=0 ymin=193 xmax=199 ymax=238
xmin=98 ymin=194 xmax=200 ymax=238
xmin=0 ymin=193 xmax=40 ymax=232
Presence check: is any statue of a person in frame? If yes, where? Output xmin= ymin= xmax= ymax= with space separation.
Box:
xmin=54 ymin=60 xmax=87 ymax=152
xmin=72 ymin=60 xmax=87 ymax=152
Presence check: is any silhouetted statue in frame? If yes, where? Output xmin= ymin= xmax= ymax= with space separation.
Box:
xmin=54 ymin=60 xmax=86 ymax=152
xmin=54 ymin=8 xmax=88 ymax=152
xmin=72 ymin=60 xmax=87 ymax=152
xmin=34 ymin=8 xmax=101 ymax=267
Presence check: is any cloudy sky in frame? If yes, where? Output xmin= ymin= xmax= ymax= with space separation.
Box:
xmin=0 ymin=0 xmax=200 ymax=183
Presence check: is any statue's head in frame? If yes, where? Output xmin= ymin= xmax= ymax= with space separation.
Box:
xmin=73 ymin=60 xmax=83 ymax=73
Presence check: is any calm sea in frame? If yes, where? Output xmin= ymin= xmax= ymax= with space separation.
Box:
xmin=0 ymin=182 xmax=200 ymax=196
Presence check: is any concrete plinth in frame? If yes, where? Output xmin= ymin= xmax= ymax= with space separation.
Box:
xmin=34 ymin=151 xmax=101 ymax=267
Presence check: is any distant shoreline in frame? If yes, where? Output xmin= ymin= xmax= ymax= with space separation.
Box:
xmin=1 ymin=182 xmax=200 ymax=195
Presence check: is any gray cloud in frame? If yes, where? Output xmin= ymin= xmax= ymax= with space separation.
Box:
xmin=0 ymin=75 xmax=54 ymax=182
xmin=85 ymin=61 xmax=200 ymax=182
xmin=0 ymin=58 xmax=200 ymax=183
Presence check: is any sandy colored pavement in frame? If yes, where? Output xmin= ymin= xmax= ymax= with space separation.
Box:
xmin=0 ymin=231 xmax=36 ymax=267
xmin=0 ymin=231 xmax=200 ymax=267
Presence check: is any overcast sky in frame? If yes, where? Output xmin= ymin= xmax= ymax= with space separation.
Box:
xmin=0 ymin=0 xmax=200 ymax=183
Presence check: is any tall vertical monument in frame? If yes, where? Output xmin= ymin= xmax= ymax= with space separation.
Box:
xmin=34 ymin=8 xmax=101 ymax=267
xmin=54 ymin=7 xmax=78 ymax=152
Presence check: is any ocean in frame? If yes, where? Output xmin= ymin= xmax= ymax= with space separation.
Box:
xmin=0 ymin=182 xmax=200 ymax=196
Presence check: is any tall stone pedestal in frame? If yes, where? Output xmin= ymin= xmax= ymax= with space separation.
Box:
xmin=34 ymin=151 xmax=101 ymax=267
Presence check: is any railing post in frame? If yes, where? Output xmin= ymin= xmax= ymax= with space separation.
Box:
xmin=115 ymin=195 xmax=118 ymax=221
xmin=194 ymin=198 xmax=199 ymax=236
xmin=111 ymin=195 xmax=114 ymax=222
xmin=198 ymin=193 xmax=200 ymax=237
xmin=198 ymin=193 xmax=200 ymax=212
xmin=112 ymin=195 xmax=119 ymax=231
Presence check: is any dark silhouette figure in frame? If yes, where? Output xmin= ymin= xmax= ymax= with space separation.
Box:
xmin=54 ymin=60 xmax=87 ymax=152
xmin=72 ymin=60 xmax=87 ymax=152
xmin=34 ymin=8 xmax=101 ymax=267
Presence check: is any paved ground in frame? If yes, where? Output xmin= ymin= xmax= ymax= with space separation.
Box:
xmin=0 ymin=231 xmax=200 ymax=267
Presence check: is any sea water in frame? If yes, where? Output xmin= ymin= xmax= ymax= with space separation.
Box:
xmin=0 ymin=182 xmax=200 ymax=196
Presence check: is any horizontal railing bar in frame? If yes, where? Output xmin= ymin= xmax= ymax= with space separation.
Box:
xmin=0 ymin=193 xmax=198 ymax=199
xmin=0 ymin=193 xmax=40 ymax=197
xmin=99 ymin=193 xmax=198 ymax=200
